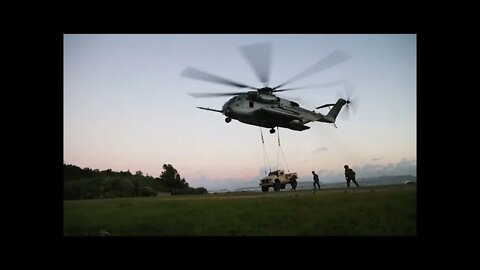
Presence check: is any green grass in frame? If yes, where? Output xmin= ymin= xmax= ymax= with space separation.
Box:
xmin=64 ymin=185 xmax=416 ymax=236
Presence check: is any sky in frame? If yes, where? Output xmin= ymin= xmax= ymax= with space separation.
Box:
xmin=64 ymin=34 xmax=416 ymax=190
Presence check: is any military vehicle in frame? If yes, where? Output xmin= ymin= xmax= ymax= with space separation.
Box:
xmin=259 ymin=170 xmax=297 ymax=192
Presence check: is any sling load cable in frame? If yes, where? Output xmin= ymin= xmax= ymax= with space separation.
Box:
xmin=277 ymin=127 xmax=290 ymax=173
xmin=260 ymin=127 xmax=271 ymax=175
xmin=276 ymin=128 xmax=280 ymax=171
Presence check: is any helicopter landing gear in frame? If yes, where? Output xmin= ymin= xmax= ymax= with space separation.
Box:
xmin=269 ymin=128 xmax=275 ymax=134
xmin=225 ymin=117 xmax=232 ymax=123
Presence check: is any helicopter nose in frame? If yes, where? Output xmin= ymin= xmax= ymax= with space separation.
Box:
xmin=223 ymin=105 xmax=232 ymax=115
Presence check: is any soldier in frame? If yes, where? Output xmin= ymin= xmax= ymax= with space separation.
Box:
xmin=344 ymin=165 xmax=360 ymax=188
xmin=312 ymin=171 xmax=321 ymax=191
xmin=290 ymin=174 xmax=298 ymax=191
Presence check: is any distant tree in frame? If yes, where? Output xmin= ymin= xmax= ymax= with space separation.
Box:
xmin=195 ymin=187 xmax=208 ymax=194
xmin=64 ymin=164 xmax=83 ymax=181
xmin=63 ymin=163 xmax=208 ymax=199
xmin=119 ymin=170 xmax=132 ymax=176
xmin=159 ymin=164 xmax=189 ymax=190
xmin=181 ymin=178 xmax=189 ymax=188
xmin=140 ymin=186 xmax=157 ymax=196
xmin=119 ymin=179 xmax=135 ymax=197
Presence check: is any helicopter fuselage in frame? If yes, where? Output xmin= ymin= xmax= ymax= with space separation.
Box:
xmin=183 ymin=43 xmax=353 ymax=132
xmin=221 ymin=92 xmax=335 ymax=131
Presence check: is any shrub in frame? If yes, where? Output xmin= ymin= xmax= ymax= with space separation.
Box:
xmin=141 ymin=186 xmax=157 ymax=197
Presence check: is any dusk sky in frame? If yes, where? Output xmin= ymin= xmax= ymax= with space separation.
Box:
xmin=64 ymin=34 xmax=416 ymax=190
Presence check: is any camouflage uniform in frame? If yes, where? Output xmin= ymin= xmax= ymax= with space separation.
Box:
xmin=344 ymin=165 xmax=360 ymax=188
xmin=290 ymin=175 xmax=298 ymax=191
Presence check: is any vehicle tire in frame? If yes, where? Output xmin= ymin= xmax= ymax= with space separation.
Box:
xmin=274 ymin=181 xmax=281 ymax=192
xmin=262 ymin=186 xmax=269 ymax=192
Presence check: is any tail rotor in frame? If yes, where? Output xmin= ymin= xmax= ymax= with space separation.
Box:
xmin=337 ymin=83 xmax=359 ymax=121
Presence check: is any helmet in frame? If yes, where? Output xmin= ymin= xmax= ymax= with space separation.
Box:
xmin=344 ymin=165 xmax=348 ymax=168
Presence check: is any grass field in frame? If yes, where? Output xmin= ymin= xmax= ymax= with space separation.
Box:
xmin=64 ymin=184 xmax=416 ymax=236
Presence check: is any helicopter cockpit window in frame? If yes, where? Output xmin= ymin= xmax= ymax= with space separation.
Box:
xmin=290 ymin=101 xmax=299 ymax=107
xmin=249 ymin=101 xmax=254 ymax=108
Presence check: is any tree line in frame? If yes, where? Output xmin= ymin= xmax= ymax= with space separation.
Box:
xmin=64 ymin=164 xmax=208 ymax=200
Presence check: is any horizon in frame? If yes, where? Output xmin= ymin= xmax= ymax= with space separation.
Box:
xmin=216 ymin=174 xmax=417 ymax=190
xmin=63 ymin=160 xmax=416 ymax=191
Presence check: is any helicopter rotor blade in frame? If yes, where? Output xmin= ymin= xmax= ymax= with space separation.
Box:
xmin=275 ymin=94 xmax=303 ymax=103
xmin=188 ymin=92 xmax=247 ymax=98
xmin=273 ymin=79 xmax=346 ymax=93
xmin=273 ymin=50 xmax=351 ymax=90
xmin=181 ymin=67 xmax=258 ymax=90
xmin=344 ymin=82 xmax=355 ymax=99
xmin=340 ymin=105 xmax=351 ymax=121
xmin=239 ymin=42 xmax=272 ymax=86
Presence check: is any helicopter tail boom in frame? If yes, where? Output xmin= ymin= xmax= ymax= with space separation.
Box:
xmin=323 ymin=98 xmax=348 ymax=123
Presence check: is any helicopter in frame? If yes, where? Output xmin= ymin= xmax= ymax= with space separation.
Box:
xmin=181 ymin=42 xmax=357 ymax=134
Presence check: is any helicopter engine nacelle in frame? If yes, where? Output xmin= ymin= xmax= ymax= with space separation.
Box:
xmin=259 ymin=95 xmax=280 ymax=103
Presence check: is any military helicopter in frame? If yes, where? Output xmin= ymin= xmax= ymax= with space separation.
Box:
xmin=181 ymin=43 xmax=357 ymax=134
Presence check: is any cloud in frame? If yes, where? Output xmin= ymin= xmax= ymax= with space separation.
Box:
xmin=298 ymin=158 xmax=417 ymax=184
xmin=356 ymin=158 xmax=416 ymax=178
xmin=371 ymin=157 xmax=383 ymax=161
xmin=312 ymin=147 xmax=328 ymax=153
